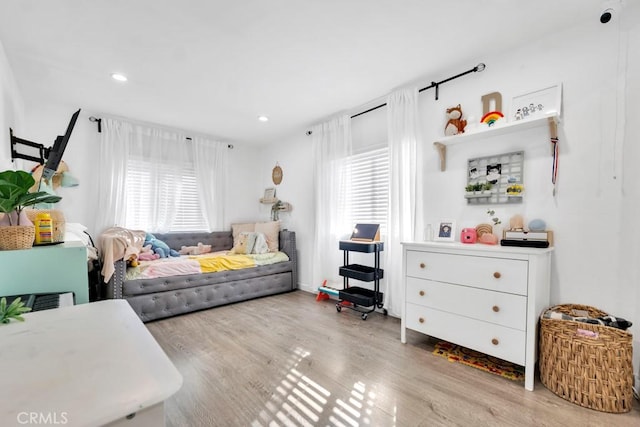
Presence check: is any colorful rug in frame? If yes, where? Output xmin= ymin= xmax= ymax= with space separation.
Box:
xmin=433 ymin=341 xmax=524 ymax=382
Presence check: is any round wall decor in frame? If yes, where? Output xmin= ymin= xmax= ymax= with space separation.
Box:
xmin=272 ymin=163 xmax=283 ymax=185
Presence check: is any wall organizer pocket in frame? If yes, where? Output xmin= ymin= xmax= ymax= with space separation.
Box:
xmin=465 ymin=151 xmax=524 ymax=205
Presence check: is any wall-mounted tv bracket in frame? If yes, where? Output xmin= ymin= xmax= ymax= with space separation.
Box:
xmin=10 ymin=128 xmax=50 ymax=164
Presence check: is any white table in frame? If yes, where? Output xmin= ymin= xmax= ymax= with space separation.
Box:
xmin=0 ymin=300 xmax=182 ymax=426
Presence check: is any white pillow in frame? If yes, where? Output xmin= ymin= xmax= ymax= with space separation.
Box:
xmin=255 ymin=221 xmax=280 ymax=252
xmin=251 ymin=232 xmax=269 ymax=254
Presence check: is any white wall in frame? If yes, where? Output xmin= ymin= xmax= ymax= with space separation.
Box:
xmin=266 ymin=9 xmax=640 ymax=372
xmin=20 ymin=101 xmax=262 ymax=236
xmin=223 ymin=143 xmax=262 ymax=229
xmin=257 ymin=129 xmax=315 ymax=291
xmin=21 ymin=103 xmax=99 ymax=231
xmin=0 ymin=38 xmax=24 ymax=169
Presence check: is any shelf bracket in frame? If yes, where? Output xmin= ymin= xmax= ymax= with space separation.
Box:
xmin=434 ymin=142 xmax=446 ymax=171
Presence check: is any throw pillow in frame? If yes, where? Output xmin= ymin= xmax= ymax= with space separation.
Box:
xmin=251 ymin=232 xmax=269 ymax=254
xmin=230 ymin=231 xmax=258 ymax=254
xmin=255 ymin=221 xmax=280 ymax=252
xmin=231 ymin=222 xmax=255 ymax=247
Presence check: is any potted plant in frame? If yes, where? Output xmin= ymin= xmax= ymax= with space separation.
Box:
xmin=473 ymin=182 xmax=483 ymax=194
xmin=464 ymin=184 xmax=475 ymax=196
xmin=0 ymin=170 xmax=62 ymax=250
xmin=482 ymin=182 xmax=493 ymax=194
xmin=0 ymin=297 xmax=31 ymax=324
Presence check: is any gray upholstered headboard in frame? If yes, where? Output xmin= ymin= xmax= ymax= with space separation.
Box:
xmin=153 ymin=231 xmax=233 ymax=253
xmin=152 ymin=230 xmax=297 ymax=264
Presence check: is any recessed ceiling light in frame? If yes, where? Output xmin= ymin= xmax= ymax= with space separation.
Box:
xmin=258 ymin=115 xmax=269 ymax=122
xmin=111 ymin=73 xmax=128 ymax=82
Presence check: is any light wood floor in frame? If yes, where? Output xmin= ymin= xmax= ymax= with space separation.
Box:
xmin=147 ymin=291 xmax=639 ymax=427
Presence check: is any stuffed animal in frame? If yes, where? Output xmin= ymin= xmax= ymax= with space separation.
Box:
xmin=137 ymin=244 xmax=160 ymax=261
xmin=444 ymin=104 xmax=467 ymax=136
xmin=127 ymin=254 xmax=139 ymax=268
xmin=138 ymin=252 xmax=160 ymax=261
xmin=179 ymin=242 xmax=212 ymax=256
xmin=144 ymin=233 xmax=180 ymax=258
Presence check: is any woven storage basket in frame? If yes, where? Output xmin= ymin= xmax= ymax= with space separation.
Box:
xmin=25 ymin=209 xmax=66 ymax=242
xmin=0 ymin=225 xmax=35 ymax=250
xmin=539 ymin=304 xmax=634 ymax=413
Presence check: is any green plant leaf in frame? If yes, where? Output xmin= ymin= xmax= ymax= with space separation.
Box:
xmin=17 ymin=192 xmax=62 ymax=207
xmin=0 ymin=170 xmax=62 ymax=218
xmin=0 ymin=296 xmax=31 ymax=324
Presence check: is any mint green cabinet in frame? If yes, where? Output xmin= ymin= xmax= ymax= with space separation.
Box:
xmin=0 ymin=241 xmax=89 ymax=304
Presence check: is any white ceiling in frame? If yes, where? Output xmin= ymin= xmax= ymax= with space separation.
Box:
xmin=0 ymin=0 xmax=604 ymax=145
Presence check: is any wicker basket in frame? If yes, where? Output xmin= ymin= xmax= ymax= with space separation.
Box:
xmin=539 ymin=304 xmax=634 ymax=413
xmin=0 ymin=225 xmax=36 ymax=250
xmin=25 ymin=209 xmax=66 ymax=242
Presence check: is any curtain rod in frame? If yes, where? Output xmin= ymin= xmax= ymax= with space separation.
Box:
xmin=306 ymin=62 xmax=485 ymax=135
xmin=88 ymin=116 xmax=234 ymax=148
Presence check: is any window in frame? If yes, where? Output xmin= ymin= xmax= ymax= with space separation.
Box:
xmin=124 ymin=157 xmax=208 ymax=232
xmin=346 ymin=146 xmax=389 ymax=234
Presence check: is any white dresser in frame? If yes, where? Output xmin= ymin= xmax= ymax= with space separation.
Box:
xmin=401 ymin=242 xmax=553 ymax=391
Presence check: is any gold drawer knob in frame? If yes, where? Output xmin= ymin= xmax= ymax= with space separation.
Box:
xmin=419 ymin=262 xmax=426 ymax=269
xmin=493 ymin=272 xmax=501 ymax=279
xmin=419 ymin=317 xmax=425 ymax=324
xmin=491 ymin=338 xmax=499 ymax=346
xmin=419 ymin=290 xmax=425 ymax=297
xmin=492 ymin=305 xmax=500 ymax=312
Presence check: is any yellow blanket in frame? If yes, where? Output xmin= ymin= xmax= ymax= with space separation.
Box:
xmin=192 ymin=253 xmax=255 ymax=273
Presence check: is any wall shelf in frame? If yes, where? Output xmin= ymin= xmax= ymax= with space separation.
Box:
xmin=433 ymin=113 xmax=559 ymax=171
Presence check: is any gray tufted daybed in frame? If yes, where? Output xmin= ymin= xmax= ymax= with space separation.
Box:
xmin=105 ymin=230 xmax=297 ymax=322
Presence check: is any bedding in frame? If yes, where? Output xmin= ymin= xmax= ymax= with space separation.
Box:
xmin=104 ymin=229 xmax=297 ymax=322
xmin=125 ymin=250 xmax=290 ymax=281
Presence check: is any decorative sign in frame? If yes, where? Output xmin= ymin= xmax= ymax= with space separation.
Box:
xmin=272 ymin=163 xmax=283 ymax=185
xmin=481 ymin=92 xmax=503 ymax=116
xmin=511 ymin=83 xmax=562 ymax=121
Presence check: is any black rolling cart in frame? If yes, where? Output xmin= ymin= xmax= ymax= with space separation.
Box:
xmin=336 ymin=240 xmax=387 ymax=320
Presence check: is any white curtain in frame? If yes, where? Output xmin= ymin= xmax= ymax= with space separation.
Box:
xmin=96 ymin=117 xmax=226 ymax=234
xmin=385 ymin=88 xmax=419 ymax=317
xmin=312 ymin=115 xmax=353 ymax=289
xmin=192 ymin=136 xmax=227 ymax=231
xmin=96 ymin=118 xmax=133 ymax=232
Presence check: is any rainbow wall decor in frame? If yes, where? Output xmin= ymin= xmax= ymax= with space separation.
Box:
xmin=481 ymin=111 xmax=504 ymax=127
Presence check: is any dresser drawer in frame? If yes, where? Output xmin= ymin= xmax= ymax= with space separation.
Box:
xmin=406 ymin=303 xmax=525 ymax=365
xmin=405 ymin=250 xmax=528 ymax=295
xmin=406 ymin=277 xmax=527 ymax=330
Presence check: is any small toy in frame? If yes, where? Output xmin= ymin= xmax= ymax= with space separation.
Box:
xmin=460 ymin=228 xmax=477 ymax=244
xmin=127 ymin=254 xmax=139 ymax=268
xmin=179 ymin=242 xmax=212 ymax=255
xmin=480 ymin=111 xmax=504 ymax=127
xmin=138 ymin=245 xmax=160 ymax=261
xmin=478 ymin=233 xmax=499 ymax=245
xmin=444 ymin=104 xmax=467 ymax=136
xmin=145 ymin=233 xmax=180 ymax=258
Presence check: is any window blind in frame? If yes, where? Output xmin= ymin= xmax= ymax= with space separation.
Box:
xmin=346 ymin=146 xmax=389 ymax=234
xmin=125 ymin=158 xmax=208 ymax=232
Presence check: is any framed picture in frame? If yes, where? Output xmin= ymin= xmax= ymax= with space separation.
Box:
xmin=510 ymin=83 xmax=562 ymax=121
xmin=263 ymin=187 xmax=276 ymax=200
xmin=435 ymin=220 xmax=456 ymax=242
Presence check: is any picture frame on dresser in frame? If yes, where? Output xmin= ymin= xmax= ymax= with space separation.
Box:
xmin=434 ymin=220 xmax=456 ymax=242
